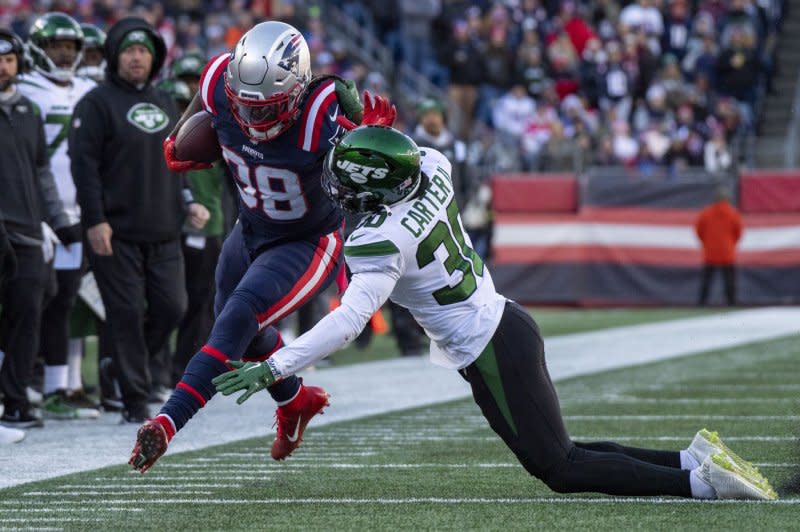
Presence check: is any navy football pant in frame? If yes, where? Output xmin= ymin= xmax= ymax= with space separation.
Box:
xmin=462 ymin=301 xmax=691 ymax=496
xmin=161 ymin=223 xmax=343 ymax=432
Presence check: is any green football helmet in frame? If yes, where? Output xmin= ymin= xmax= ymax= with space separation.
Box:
xmin=170 ymin=53 xmax=205 ymax=80
xmin=28 ymin=12 xmax=84 ymax=82
xmin=157 ymin=78 xmax=192 ymax=105
xmin=80 ymin=23 xmax=106 ymax=49
xmin=322 ymin=126 xmax=422 ymax=213
xmin=77 ymin=23 xmax=106 ymax=81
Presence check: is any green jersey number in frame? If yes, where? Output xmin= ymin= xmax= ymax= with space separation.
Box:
xmin=45 ymin=113 xmax=71 ymax=157
xmin=416 ymin=198 xmax=484 ymax=306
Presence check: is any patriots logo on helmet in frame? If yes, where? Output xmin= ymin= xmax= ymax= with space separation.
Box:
xmin=277 ymin=34 xmax=303 ymax=74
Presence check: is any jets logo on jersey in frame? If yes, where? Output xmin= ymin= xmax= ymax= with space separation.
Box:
xmin=335 ymin=159 xmax=389 ymax=184
xmin=126 ymin=103 xmax=169 ymax=133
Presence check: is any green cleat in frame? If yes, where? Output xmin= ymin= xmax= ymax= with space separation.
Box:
xmin=701 ymin=452 xmax=778 ymax=500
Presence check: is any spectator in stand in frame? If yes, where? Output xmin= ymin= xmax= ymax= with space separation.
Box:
xmin=441 ymin=18 xmax=482 ymax=139
xmin=619 ymin=0 xmax=664 ymax=54
xmin=715 ymin=28 xmax=759 ymax=125
xmin=633 ymin=84 xmax=674 ymax=135
xmin=492 ymin=83 xmax=536 ymax=143
xmin=598 ymin=41 xmax=632 ymax=121
xmin=476 ymin=26 xmax=515 ymax=125
xmin=627 ymin=29 xmax=659 ymax=103
xmin=610 ymin=119 xmax=639 ymax=166
xmin=662 ymin=0 xmax=693 ymax=62
xmin=669 ymin=103 xmax=708 ymax=170
xmin=578 ymin=37 xmax=605 ymax=108
xmin=520 ymin=102 xmax=558 ymax=170
xmin=719 ymin=0 xmax=762 ymax=48
xmin=517 ymin=44 xmax=548 ymax=101
xmin=546 ymin=25 xmax=581 ymax=99
xmin=541 ymin=120 xmax=580 ymax=172
xmin=560 ymin=94 xmax=597 ymax=171
xmin=695 ymin=188 xmax=742 ymax=306
xmin=556 ymin=1 xmax=596 ymax=57
xmin=704 ymin=126 xmax=733 ymax=174
xmin=412 ymin=98 xmax=472 ymax=206
xmin=682 ymin=13 xmax=718 ymax=82
xmin=658 ymin=54 xmax=689 ymax=108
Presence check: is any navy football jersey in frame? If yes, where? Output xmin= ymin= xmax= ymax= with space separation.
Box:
xmin=199 ymin=54 xmax=344 ymax=249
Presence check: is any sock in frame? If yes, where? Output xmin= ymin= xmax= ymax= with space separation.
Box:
xmin=67 ymin=339 xmax=83 ymax=392
xmin=43 ymin=365 xmax=69 ymax=395
xmin=154 ymin=414 xmax=176 ymax=442
xmin=680 ymin=449 xmax=701 ymax=471
xmin=689 ymin=468 xmax=716 ymax=499
xmin=273 ymin=381 xmax=301 ymax=406
xmin=159 ymin=345 xmax=231 ymax=432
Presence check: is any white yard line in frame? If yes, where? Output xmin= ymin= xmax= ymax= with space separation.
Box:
xmin=2 ymin=307 xmax=799 ymax=489
xmin=1 ymin=497 xmax=797 ymax=506
xmin=563 ymin=415 xmax=800 ymax=421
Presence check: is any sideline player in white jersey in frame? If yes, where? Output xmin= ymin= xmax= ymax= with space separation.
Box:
xmin=215 ymin=125 xmax=777 ymax=501
xmin=18 ymin=12 xmax=98 ymax=420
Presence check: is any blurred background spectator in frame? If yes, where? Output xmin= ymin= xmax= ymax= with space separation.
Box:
xmin=1 ymin=0 xmax=785 ymax=176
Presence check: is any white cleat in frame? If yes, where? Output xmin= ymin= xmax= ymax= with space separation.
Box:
xmin=688 ymin=428 xmax=761 ymax=478
xmin=699 ymin=452 xmax=778 ymax=500
xmin=0 ymin=425 xmax=26 ymax=444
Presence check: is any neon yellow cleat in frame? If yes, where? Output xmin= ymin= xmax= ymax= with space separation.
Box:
xmin=700 ymin=452 xmax=778 ymax=500
xmin=689 ymin=429 xmax=762 ymax=479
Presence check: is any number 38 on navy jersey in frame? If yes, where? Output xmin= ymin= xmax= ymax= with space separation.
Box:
xmin=199 ymin=53 xmax=344 ymax=246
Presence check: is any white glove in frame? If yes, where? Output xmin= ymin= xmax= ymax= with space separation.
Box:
xmin=41 ymin=222 xmax=59 ymax=263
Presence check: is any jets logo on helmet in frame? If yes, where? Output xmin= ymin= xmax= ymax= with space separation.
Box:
xmin=322 ymin=126 xmax=422 ymax=213
xmin=335 ymin=160 xmax=389 ymax=184
xmin=224 ymin=21 xmax=311 ymax=142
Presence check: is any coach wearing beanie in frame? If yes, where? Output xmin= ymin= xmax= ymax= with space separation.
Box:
xmin=69 ymin=17 xmax=208 ymax=423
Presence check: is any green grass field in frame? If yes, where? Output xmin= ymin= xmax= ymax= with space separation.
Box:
xmin=4 ymin=308 xmax=798 ymax=531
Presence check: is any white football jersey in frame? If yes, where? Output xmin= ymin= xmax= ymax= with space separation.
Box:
xmin=344 ymin=149 xmax=507 ymax=369
xmin=18 ymin=71 xmax=95 ymax=224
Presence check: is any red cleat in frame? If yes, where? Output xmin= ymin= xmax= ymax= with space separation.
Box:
xmin=129 ymin=415 xmax=174 ymax=473
xmin=271 ymin=383 xmax=330 ymax=460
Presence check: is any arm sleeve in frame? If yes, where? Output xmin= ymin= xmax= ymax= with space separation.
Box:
xmin=269 ymin=270 xmax=398 ymax=376
xmin=69 ymin=96 xmax=107 ymax=228
xmin=35 ymin=115 xmax=69 ymax=229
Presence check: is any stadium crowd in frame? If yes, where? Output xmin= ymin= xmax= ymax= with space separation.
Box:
xmin=0 ymin=0 xmax=788 ymax=445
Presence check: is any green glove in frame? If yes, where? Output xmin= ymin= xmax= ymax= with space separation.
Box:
xmin=334 ymin=78 xmax=363 ymax=123
xmin=212 ymin=360 xmax=281 ymax=405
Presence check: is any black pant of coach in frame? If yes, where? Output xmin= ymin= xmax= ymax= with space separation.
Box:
xmin=0 ymin=243 xmax=50 ymax=412
xmin=87 ymin=238 xmax=186 ymax=415
xmin=171 ymin=235 xmax=222 ymax=385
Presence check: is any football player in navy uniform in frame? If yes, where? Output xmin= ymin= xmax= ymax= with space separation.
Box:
xmin=130 ymin=21 xmax=394 ymax=472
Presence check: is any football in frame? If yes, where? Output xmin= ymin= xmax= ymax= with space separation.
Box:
xmin=174 ymin=111 xmax=222 ymax=163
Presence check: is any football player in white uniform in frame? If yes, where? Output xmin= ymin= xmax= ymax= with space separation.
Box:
xmin=76 ymin=23 xmax=106 ymax=82
xmin=19 ymin=12 xmax=98 ymax=419
xmin=215 ymin=125 xmax=777 ymax=501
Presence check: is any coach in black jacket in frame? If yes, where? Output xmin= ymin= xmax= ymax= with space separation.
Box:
xmin=69 ymin=17 xmax=207 ymax=422
xmin=0 ymin=28 xmax=72 ymax=428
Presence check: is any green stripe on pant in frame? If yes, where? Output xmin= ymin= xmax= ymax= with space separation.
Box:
xmin=473 ymin=340 xmax=518 ymax=436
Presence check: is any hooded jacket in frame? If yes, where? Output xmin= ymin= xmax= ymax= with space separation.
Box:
xmin=69 ymin=17 xmax=186 ymax=242
xmin=0 ymin=87 xmax=69 ymax=244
